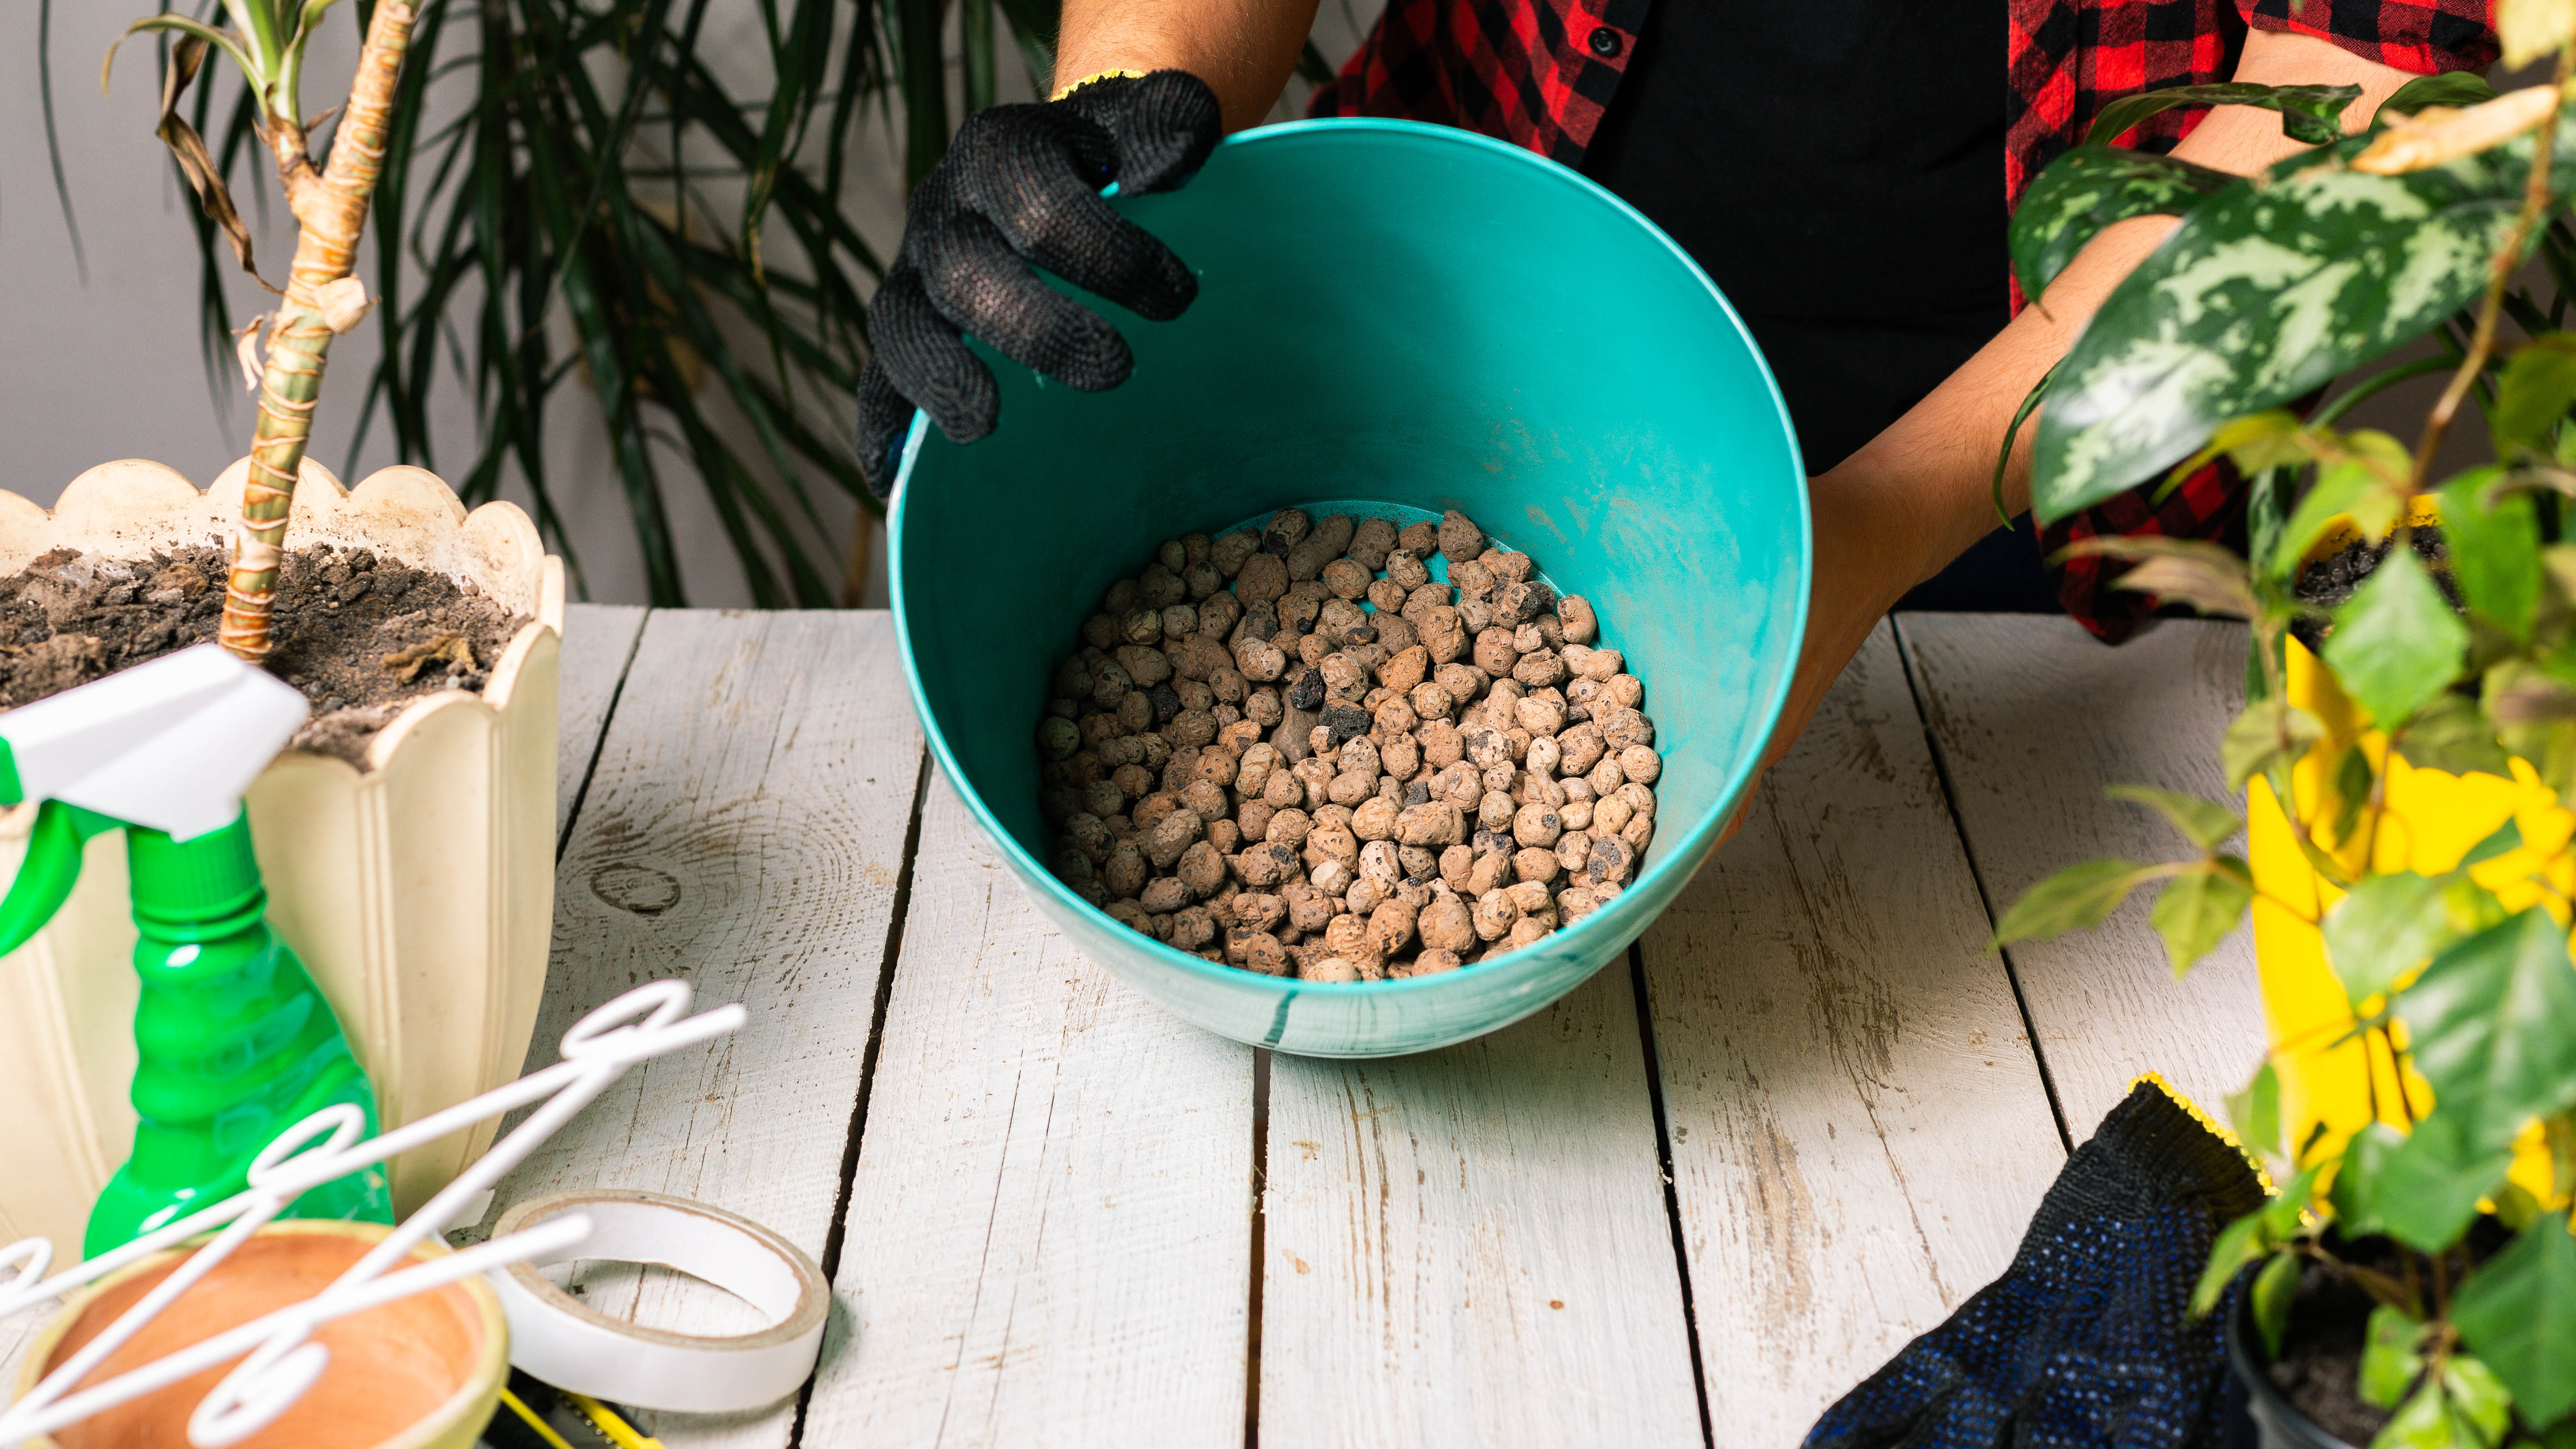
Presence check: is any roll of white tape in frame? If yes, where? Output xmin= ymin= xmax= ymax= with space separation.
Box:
xmin=487 ymin=1190 xmax=827 ymax=1414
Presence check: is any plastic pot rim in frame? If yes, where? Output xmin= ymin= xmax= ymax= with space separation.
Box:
xmin=2226 ymin=1284 xmax=2366 ymax=1449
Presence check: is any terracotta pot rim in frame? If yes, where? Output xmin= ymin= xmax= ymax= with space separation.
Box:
xmin=12 ymin=1219 xmax=508 ymax=1449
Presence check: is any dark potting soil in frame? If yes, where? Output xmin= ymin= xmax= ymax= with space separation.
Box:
xmin=2265 ymin=1261 xmax=2389 ymax=1444
xmin=2260 ymin=1226 xmax=2517 ymax=1444
xmin=0 ymin=544 xmax=529 ymax=764
xmin=2290 ymin=528 xmax=2458 ymax=653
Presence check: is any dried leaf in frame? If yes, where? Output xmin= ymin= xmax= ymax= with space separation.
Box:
xmin=316 ymin=275 xmax=374 ymax=333
xmin=2486 ymin=664 xmax=2576 ymax=726
xmin=2057 ymin=536 xmax=2262 ymax=619
xmin=2114 ymin=555 xmax=2261 ymax=619
xmin=2352 ymin=84 xmax=2562 ymax=174
xmin=232 ymin=312 xmax=273 ymax=393
xmin=153 ymin=35 xmax=262 ymax=284
xmin=380 ymin=632 xmax=476 ymax=682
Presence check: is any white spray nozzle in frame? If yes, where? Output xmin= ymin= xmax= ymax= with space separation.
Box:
xmin=0 ymin=644 xmax=309 ymax=841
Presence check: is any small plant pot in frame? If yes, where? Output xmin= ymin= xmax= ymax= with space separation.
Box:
xmin=14 ymin=1219 xmax=508 ymax=1449
xmin=0 ymin=458 xmax=562 ymax=1253
xmin=2226 ymin=1290 xmax=2363 ymax=1449
xmin=2243 ymin=497 xmax=2557 ymax=1193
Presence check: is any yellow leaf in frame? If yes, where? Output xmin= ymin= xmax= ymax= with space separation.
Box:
xmin=2500 ymin=0 xmax=2576 ymax=70
xmin=2352 ymin=84 xmax=2562 ymax=174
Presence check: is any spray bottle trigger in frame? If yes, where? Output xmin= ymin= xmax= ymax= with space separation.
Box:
xmin=0 ymin=800 xmax=127 ymax=958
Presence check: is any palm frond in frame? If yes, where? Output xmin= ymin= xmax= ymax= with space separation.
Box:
xmin=64 ymin=0 xmax=1080 ymax=607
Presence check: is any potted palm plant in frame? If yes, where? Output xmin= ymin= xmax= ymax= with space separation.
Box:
xmin=1993 ymin=15 xmax=2576 ymax=1446
xmin=0 ymin=0 xmax=561 ymax=1254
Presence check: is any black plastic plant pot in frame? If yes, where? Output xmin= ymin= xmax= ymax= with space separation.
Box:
xmin=2227 ymin=1290 xmax=2363 ymax=1449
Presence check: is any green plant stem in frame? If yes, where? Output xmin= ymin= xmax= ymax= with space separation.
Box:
xmin=2413 ymin=57 xmax=2575 ymax=490
xmin=2315 ymin=355 xmax=2462 ymax=428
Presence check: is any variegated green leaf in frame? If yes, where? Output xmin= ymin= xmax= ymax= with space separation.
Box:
xmin=2084 ymin=82 xmax=2362 ymax=148
xmin=2376 ymin=71 xmax=2500 ymax=122
xmin=2030 ymin=116 xmax=2573 ymax=523
xmin=2008 ymin=146 xmax=2234 ymax=305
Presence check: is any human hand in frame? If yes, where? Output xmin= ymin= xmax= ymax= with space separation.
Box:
xmin=857 ymin=70 xmax=1224 ymax=495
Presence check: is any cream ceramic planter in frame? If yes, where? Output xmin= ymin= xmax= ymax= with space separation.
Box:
xmin=0 ymin=458 xmax=562 ymax=1254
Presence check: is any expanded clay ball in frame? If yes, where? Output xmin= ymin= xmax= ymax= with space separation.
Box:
xmin=1038 ymin=509 xmax=1662 ymax=979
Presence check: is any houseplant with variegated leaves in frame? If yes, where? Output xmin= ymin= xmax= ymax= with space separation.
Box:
xmin=1992 ymin=10 xmax=2576 ymax=1447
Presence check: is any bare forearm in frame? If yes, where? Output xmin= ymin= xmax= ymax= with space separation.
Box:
xmin=1824 ymin=28 xmax=2420 ymax=601
xmin=1054 ymin=0 xmax=1320 ymax=130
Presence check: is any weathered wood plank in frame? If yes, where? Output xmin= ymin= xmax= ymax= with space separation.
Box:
xmin=556 ymin=603 xmax=649 ymax=839
xmin=1894 ymin=614 xmax=2265 ymax=1136
xmin=0 ymin=1313 xmax=34 ymax=1398
xmin=493 ymin=609 xmax=926 ymax=1448
xmin=1641 ymin=621 xmax=2067 ymax=1446
xmin=802 ymin=774 xmax=1255 ymax=1449
xmin=1258 ymin=966 xmax=1705 ymax=1449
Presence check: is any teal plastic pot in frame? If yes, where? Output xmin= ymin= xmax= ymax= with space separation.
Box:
xmin=890 ymin=119 xmax=1808 ymax=1056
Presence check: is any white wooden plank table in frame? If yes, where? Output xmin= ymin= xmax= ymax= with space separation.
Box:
xmin=0 ymin=608 xmax=2263 ymax=1449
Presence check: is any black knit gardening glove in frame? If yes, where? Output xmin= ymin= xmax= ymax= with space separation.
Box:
xmin=857 ymin=70 xmax=1224 ymax=496
xmin=1804 ymin=1081 xmax=2268 ymax=1449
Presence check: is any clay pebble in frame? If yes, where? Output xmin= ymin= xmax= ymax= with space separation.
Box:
xmin=1037 ymin=509 xmax=1657 ymax=981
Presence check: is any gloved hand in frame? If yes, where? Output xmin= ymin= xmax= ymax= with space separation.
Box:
xmin=1804 ymin=1080 xmax=2268 ymax=1449
xmin=857 ymin=70 xmax=1224 ymax=496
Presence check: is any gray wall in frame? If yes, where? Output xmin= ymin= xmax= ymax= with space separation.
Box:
xmin=1 ymin=0 xmax=1377 ymax=607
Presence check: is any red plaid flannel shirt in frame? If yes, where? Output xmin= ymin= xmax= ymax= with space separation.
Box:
xmin=1310 ymin=0 xmax=2495 ymax=641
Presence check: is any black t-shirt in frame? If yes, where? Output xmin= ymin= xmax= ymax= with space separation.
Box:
xmin=1583 ymin=0 xmax=2008 ymax=475
xmin=1581 ymin=0 xmax=2047 ymax=608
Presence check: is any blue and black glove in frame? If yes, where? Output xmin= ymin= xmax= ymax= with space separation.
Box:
xmin=857 ymin=70 xmax=1223 ymax=496
xmin=1804 ymin=1080 xmax=2268 ymax=1449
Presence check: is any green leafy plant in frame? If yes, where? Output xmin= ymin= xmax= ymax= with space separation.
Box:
xmin=1996 ymin=36 xmax=2576 ymax=1449
xmin=62 ymin=0 xmax=1334 ymax=607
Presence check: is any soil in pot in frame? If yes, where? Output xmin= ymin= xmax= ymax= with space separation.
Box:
xmin=2254 ymin=1224 xmax=2512 ymax=1444
xmin=2263 ymin=1259 xmax=2388 ymax=1444
xmin=2290 ymin=528 xmax=2456 ymax=652
xmin=0 ymin=543 xmax=529 ymax=763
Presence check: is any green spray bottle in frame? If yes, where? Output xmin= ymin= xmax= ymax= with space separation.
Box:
xmin=0 ymin=643 xmax=391 ymax=1257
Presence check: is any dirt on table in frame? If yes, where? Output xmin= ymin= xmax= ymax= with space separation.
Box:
xmin=0 ymin=543 xmax=530 ymax=764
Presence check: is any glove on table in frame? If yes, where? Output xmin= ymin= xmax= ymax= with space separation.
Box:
xmin=1804 ymin=1080 xmax=2267 ymax=1449
xmin=858 ymin=70 xmax=1223 ymax=495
